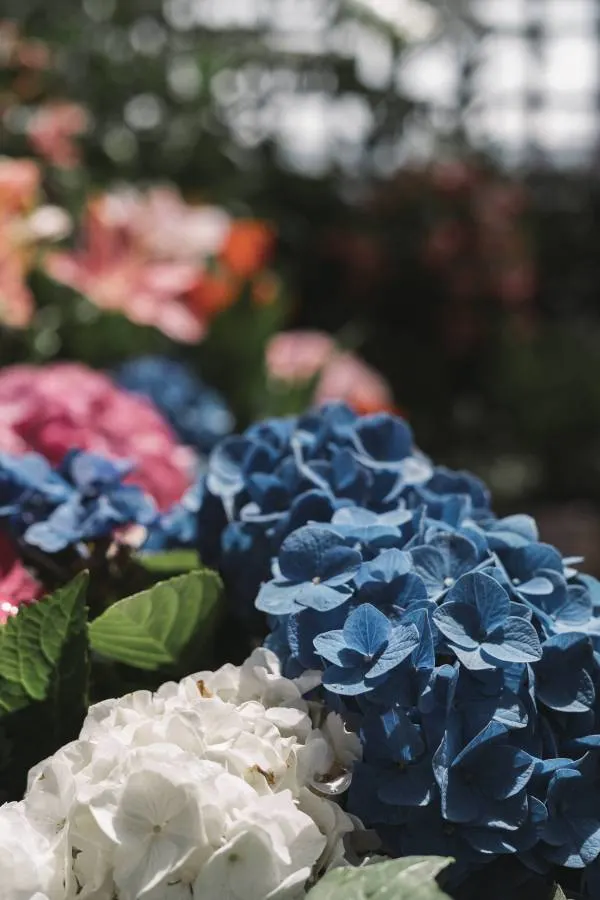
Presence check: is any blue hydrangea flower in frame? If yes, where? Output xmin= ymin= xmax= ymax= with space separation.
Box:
xmin=314 ymin=602 xmax=419 ymax=695
xmin=144 ymin=402 xmax=600 ymax=892
xmin=432 ymin=572 xmax=542 ymax=670
xmin=0 ymin=450 xmax=158 ymax=553
xmin=256 ymin=524 xmax=361 ymax=615
xmin=115 ymin=356 xmax=233 ymax=453
xmin=541 ymin=752 xmax=600 ymax=868
xmin=433 ymin=719 xmax=535 ymax=827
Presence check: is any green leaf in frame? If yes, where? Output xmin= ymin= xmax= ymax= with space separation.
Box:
xmin=135 ymin=549 xmax=202 ymax=575
xmin=0 ymin=571 xmax=89 ymax=716
xmin=88 ymin=570 xmax=222 ymax=670
xmin=306 ymin=856 xmax=453 ymax=900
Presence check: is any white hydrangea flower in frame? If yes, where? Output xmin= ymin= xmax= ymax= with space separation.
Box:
xmin=0 ymin=801 xmax=65 ymax=900
xmin=0 ymin=650 xmax=360 ymax=899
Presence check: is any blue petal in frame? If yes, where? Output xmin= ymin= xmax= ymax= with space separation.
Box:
xmin=433 ymin=602 xmax=480 ymax=650
xmin=278 ymin=524 xmax=358 ymax=583
xmin=255 ymin=580 xmax=302 ymax=615
xmin=322 ymin=665 xmax=370 ymax=695
xmin=367 ymin=623 xmax=420 ymax=679
xmin=206 ymin=436 xmax=250 ymax=497
xmin=451 ymin=645 xmax=494 ymax=671
xmin=295 ymin=582 xmax=353 ymax=612
xmin=483 ymin=617 xmax=542 ymax=664
xmin=343 ymin=603 xmax=391 ymax=656
xmin=313 ymin=629 xmax=351 ymax=666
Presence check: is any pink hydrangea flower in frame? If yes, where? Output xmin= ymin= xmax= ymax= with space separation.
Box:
xmin=0 ymin=533 xmax=42 ymax=625
xmin=0 ymin=363 xmax=194 ymax=510
xmin=266 ymin=330 xmax=397 ymax=416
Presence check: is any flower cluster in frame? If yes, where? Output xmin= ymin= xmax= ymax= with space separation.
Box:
xmin=234 ymin=406 xmax=600 ymax=887
xmin=115 ymin=356 xmax=234 ymax=454
xmin=0 ymin=363 xmax=194 ymax=510
xmin=0 ymin=648 xmax=358 ymax=900
xmin=154 ymin=403 xmax=432 ymax=612
xmin=45 ymin=186 xmax=278 ymax=343
xmin=0 ymin=449 xmax=159 ymax=554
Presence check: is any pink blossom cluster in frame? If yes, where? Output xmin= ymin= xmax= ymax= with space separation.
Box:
xmin=0 ymin=362 xmax=194 ymax=510
xmin=266 ymin=330 xmax=398 ymax=416
xmin=46 ymin=187 xmax=277 ymax=343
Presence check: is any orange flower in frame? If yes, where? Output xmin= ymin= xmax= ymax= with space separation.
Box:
xmin=186 ymin=269 xmax=237 ymax=319
xmin=220 ymin=220 xmax=275 ymax=279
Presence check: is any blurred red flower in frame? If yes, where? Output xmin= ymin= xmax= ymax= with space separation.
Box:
xmin=0 ymin=533 xmax=42 ymax=625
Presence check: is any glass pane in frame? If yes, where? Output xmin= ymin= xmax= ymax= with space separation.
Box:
xmin=542 ymin=37 xmax=597 ymax=94
xmin=544 ymin=0 xmax=597 ymax=29
xmin=398 ymin=43 xmax=459 ymax=106
xmin=476 ymin=35 xmax=532 ymax=94
xmin=473 ymin=0 xmax=526 ymax=28
xmin=534 ymin=106 xmax=597 ymax=159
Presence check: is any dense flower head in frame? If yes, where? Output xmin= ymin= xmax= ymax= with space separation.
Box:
xmin=0 ymin=649 xmax=358 ymax=900
xmin=151 ymin=403 xmax=433 ymax=611
xmin=115 ymin=355 xmax=234 ymax=454
xmin=0 ymin=449 xmax=159 ymax=553
xmin=152 ymin=403 xmax=600 ymax=890
xmin=0 ymin=362 xmax=194 ymax=509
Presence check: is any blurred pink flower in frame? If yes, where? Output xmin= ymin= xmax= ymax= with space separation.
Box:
xmin=0 ymin=363 xmax=194 ymax=510
xmin=266 ymin=330 xmax=397 ymax=416
xmin=266 ymin=330 xmax=335 ymax=383
xmin=0 ymin=157 xmax=70 ymax=328
xmin=0 ymin=157 xmax=40 ymax=211
xmin=46 ymin=195 xmax=204 ymax=342
xmin=317 ymin=352 xmax=397 ymax=416
xmin=46 ymin=188 xmax=279 ymax=342
xmin=27 ymin=101 xmax=89 ymax=169
xmin=0 ymin=533 xmax=42 ymax=625
xmin=127 ymin=187 xmax=232 ymax=262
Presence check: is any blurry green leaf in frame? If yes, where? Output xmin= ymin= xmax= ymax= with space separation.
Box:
xmin=306 ymin=856 xmax=453 ymax=900
xmin=135 ymin=550 xmax=203 ymax=575
xmin=88 ymin=570 xmax=222 ymax=670
xmin=0 ymin=572 xmax=89 ymax=717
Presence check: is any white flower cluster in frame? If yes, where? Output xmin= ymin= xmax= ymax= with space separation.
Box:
xmin=0 ymin=649 xmax=361 ymax=900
